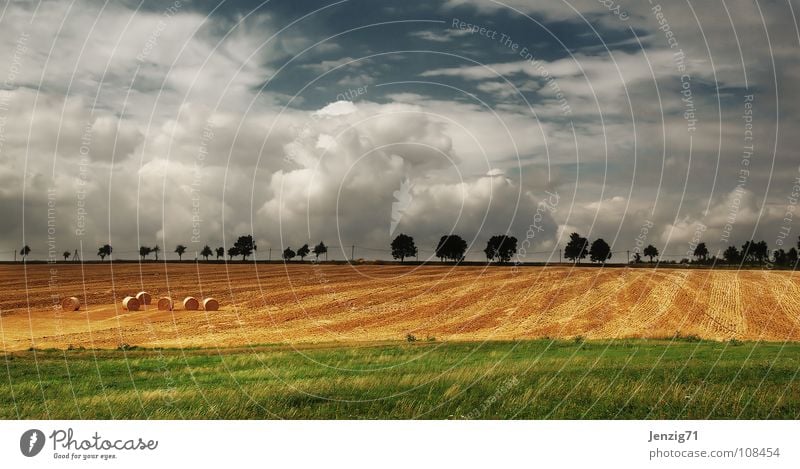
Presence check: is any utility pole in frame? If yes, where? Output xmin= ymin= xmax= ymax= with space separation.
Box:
xmin=351 ymin=245 xmax=355 ymax=261
xmin=627 ymin=250 xmax=630 ymax=264
xmin=268 ymin=248 xmax=272 ymax=262
xmin=558 ymin=248 xmax=562 ymax=264
xmin=14 ymin=249 xmax=16 ymax=262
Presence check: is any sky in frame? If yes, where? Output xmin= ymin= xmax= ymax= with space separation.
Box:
xmin=1 ymin=0 xmax=799 ymax=262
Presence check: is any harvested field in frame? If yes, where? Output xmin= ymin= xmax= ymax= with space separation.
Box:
xmin=1 ymin=263 xmax=799 ymax=351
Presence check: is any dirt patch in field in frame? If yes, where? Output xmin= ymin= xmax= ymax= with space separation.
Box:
xmin=1 ymin=263 xmax=799 ymax=351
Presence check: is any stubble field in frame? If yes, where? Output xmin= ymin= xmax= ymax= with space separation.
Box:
xmin=1 ymin=263 xmax=799 ymax=351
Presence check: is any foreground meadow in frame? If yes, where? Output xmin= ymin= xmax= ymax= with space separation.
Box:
xmin=2 ymin=339 xmax=798 ymax=419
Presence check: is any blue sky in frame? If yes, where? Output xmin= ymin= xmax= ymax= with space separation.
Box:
xmin=0 ymin=0 xmax=797 ymax=261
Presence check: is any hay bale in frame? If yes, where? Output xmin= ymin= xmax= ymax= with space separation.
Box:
xmin=202 ymin=298 xmax=219 ymax=311
xmin=157 ymin=297 xmax=174 ymax=311
xmin=135 ymin=291 xmax=152 ymax=305
xmin=61 ymin=296 xmax=80 ymax=311
xmin=183 ymin=296 xmax=199 ymax=311
xmin=122 ymin=296 xmax=140 ymax=311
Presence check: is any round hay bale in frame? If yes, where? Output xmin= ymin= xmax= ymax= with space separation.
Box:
xmin=157 ymin=297 xmax=174 ymax=311
xmin=61 ymin=296 xmax=80 ymax=311
xmin=135 ymin=291 xmax=152 ymax=305
xmin=202 ymin=298 xmax=219 ymax=311
xmin=122 ymin=296 xmax=140 ymax=311
xmin=183 ymin=296 xmax=199 ymax=311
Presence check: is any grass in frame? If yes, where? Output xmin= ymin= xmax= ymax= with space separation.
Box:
xmin=1 ymin=339 xmax=799 ymax=419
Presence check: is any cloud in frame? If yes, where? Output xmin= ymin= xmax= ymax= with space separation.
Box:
xmin=408 ymin=29 xmax=471 ymax=43
xmin=1 ymin=0 xmax=799 ymax=264
xmin=300 ymin=56 xmax=365 ymax=73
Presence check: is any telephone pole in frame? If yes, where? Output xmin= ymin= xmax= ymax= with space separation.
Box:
xmin=558 ymin=248 xmax=562 ymax=264
xmin=351 ymin=245 xmax=355 ymax=261
xmin=268 ymin=248 xmax=272 ymax=262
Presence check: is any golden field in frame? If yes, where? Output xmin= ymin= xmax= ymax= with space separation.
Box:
xmin=1 ymin=263 xmax=799 ymax=351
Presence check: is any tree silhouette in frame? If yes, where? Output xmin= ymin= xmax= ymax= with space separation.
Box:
xmin=755 ymin=241 xmax=769 ymax=264
xmin=152 ymin=245 xmax=160 ymax=261
xmin=483 ymin=235 xmax=518 ymax=263
xmin=234 ymin=235 xmax=256 ymax=261
xmin=201 ymin=245 xmax=213 ymax=261
xmin=643 ymin=244 xmax=658 ymax=263
xmin=313 ymin=241 xmax=328 ymax=261
xmin=564 ymin=233 xmax=588 ymax=263
xmin=62 ymin=250 xmax=71 ymax=261
xmin=693 ymin=242 xmax=709 ymax=262
xmin=589 ymin=238 xmax=612 ymax=263
xmin=139 ymin=246 xmax=152 ymax=261
xmin=723 ymin=245 xmax=740 ymax=264
xmin=227 ymin=246 xmax=239 ymax=261
xmin=633 ymin=252 xmax=642 ymax=264
xmin=216 ymin=246 xmax=224 ymax=260
xmin=174 ymin=245 xmax=187 ymax=261
xmin=435 ymin=235 xmax=467 ymax=263
xmin=741 ymin=240 xmax=767 ymax=264
xmin=297 ymin=244 xmax=310 ymax=261
xmin=391 ymin=234 xmax=417 ymax=262
xmin=742 ymin=242 xmax=754 ymax=262
xmin=788 ymin=247 xmax=798 ymax=267
xmin=20 ymin=245 xmax=30 ymax=261
xmin=283 ymin=247 xmax=296 ymax=261
xmin=97 ymin=244 xmax=112 ymax=261
xmin=774 ymin=249 xmax=788 ymax=266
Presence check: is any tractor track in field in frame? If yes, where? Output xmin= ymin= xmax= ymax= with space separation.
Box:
xmin=1 ymin=263 xmax=799 ymax=350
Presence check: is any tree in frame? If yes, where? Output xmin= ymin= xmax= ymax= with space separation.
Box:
xmin=227 ymin=246 xmax=239 ymax=261
xmin=216 ymin=247 xmax=224 ymax=260
xmin=788 ymin=247 xmax=798 ymax=267
xmin=139 ymin=246 xmax=152 ymax=261
xmin=723 ymin=245 xmax=741 ymax=264
xmin=633 ymin=252 xmax=642 ymax=264
xmin=201 ymin=245 xmax=213 ymax=261
xmin=174 ymin=245 xmax=187 ymax=261
xmin=313 ymin=241 xmax=328 ymax=261
xmin=741 ymin=240 xmax=769 ymax=264
xmin=283 ymin=247 xmax=296 ymax=261
xmin=773 ymin=249 xmax=788 ymax=266
xmin=643 ymin=244 xmax=659 ymax=263
xmin=564 ymin=233 xmax=588 ymax=263
xmin=391 ymin=234 xmax=417 ymax=262
xmin=483 ymin=235 xmax=518 ymax=263
xmin=755 ymin=241 xmax=769 ymax=264
xmin=741 ymin=241 xmax=754 ymax=263
xmin=693 ymin=242 xmax=709 ymax=263
xmin=589 ymin=238 xmax=612 ymax=263
xmin=234 ymin=235 xmax=256 ymax=261
xmin=152 ymin=245 xmax=160 ymax=261
xmin=297 ymin=244 xmax=310 ymax=261
xmin=97 ymin=244 xmax=112 ymax=261
xmin=435 ymin=235 xmax=467 ymax=262
xmin=62 ymin=250 xmax=71 ymax=261
xmin=20 ymin=245 xmax=31 ymax=261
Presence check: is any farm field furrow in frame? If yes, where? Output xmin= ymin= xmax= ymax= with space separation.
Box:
xmin=1 ymin=263 xmax=800 ymax=351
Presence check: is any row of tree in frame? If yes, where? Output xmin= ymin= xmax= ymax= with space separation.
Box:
xmin=14 ymin=234 xmax=800 ymax=267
